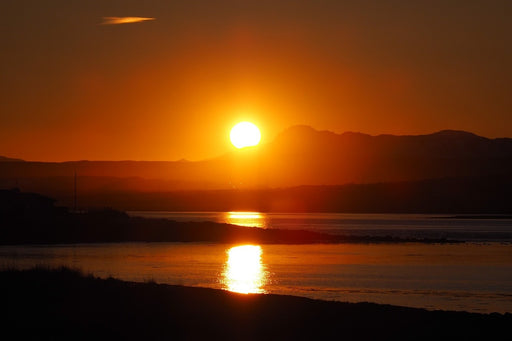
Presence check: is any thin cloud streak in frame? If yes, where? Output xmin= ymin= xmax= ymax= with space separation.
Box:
xmin=101 ymin=17 xmax=155 ymax=25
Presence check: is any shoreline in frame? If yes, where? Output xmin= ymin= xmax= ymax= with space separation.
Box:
xmin=1 ymin=267 xmax=510 ymax=340
xmin=1 ymin=211 xmax=463 ymax=245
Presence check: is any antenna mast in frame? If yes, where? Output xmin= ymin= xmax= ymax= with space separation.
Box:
xmin=73 ymin=171 xmax=77 ymax=212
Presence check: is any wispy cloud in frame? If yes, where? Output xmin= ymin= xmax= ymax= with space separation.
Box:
xmin=101 ymin=17 xmax=155 ymax=25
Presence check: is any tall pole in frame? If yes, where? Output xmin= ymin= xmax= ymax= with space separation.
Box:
xmin=74 ymin=171 xmax=77 ymax=212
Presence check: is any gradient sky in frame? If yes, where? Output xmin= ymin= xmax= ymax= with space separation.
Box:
xmin=1 ymin=0 xmax=511 ymax=161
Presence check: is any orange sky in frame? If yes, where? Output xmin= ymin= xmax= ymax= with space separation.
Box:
xmin=1 ymin=1 xmax=511 ymax=161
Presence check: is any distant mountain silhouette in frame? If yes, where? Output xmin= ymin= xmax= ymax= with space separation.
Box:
xmin=255 ymin=126 xmax=512 ymax=186
xmin=1 ymin=127 xmax=512 ymax=198
xmin=0 ymin=155 xmax=25 ymax=162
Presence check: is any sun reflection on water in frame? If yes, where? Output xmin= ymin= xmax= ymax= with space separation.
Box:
xmin=225 ymin=211 xmax=266 ymax=228
xmin=222 ymin=245 xmax=267 ymax=294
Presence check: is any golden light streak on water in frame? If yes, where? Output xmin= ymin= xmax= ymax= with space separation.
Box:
xmin=225 ymin=212 xmax=266 ymax=228
xmin=222 ymin=245 xmax=267 ymax=294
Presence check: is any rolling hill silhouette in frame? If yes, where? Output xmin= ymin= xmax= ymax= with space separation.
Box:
xmin=0 ymin=156 xmax=25 ymax=162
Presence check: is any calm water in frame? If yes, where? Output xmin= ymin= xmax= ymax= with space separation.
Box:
xmin=128 ymin=211 xmax=512 ymax=242
xmin=2 ymin=242 xmax=511 ymax=314
xmin=2 ymin=212 xmax=512 ymax=313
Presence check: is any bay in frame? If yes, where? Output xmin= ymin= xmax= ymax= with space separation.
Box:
xmin=128 ymin=211 xmax=512 ymax=242
xmin=1 ymin=241 xmax=511 ymax=314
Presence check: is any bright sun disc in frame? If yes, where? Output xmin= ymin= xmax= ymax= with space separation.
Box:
xmin=230 ymin=122 xmax=261 ymax=149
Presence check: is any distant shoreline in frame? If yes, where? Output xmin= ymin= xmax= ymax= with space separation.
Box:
xmin=1 ymin=189 xmax=463 ymax=245
xmin=1 ymin=267 xmax=510 ymax=340
xmin=1 ymin=212 xmax=462 ymax=245
xmin=439 ymin=215 xmax=512 ymax=220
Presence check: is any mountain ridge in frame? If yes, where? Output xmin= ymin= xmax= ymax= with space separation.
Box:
xmin=0 ymin=156 xmax=25 ymax=162
xmin=1 ymin=126 xmax=512 ymax=195
xmin=3 ymin=127 xmax=509 ymax=163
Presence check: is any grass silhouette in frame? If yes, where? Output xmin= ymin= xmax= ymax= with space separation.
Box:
xmin=0 ymin=266 xmax=509 ymax=340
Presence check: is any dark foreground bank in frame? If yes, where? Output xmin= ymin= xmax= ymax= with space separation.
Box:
xmin=0 ymin=189 xmax=459 ymax=244
xmin=0 ymin=268 xmax=509 ymax=340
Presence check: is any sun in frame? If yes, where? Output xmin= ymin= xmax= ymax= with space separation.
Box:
xmin=230 ymin=122 xmax=261 ymax=149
